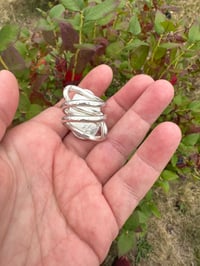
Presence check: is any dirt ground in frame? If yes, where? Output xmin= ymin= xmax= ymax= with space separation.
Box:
xmin=0 ymin=0 xmax=51 ymax=27
xmin=0 ymin=1 xmax=200 ymax=266
xmin=138 ymin=181 xmax=200 ymax=266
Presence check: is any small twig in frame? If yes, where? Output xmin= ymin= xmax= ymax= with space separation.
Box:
xmin=0 ymin=56 xmax=9 ymax=70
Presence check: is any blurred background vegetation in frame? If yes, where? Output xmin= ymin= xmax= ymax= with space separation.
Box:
xmin=0 ymin=0 xmax=200 ymax=265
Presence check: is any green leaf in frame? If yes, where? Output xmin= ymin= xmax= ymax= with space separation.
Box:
xmin=154 ymin=11 xmax=166 ymax=34
xmin=49 ymin=4 xmax=65 ymax=19
xmin=88 ymin=0 xmax=102 ymax=3
xmin=125 ymin=39 xmax=148 ymax=51
xmin=124 ymin=207 xmax=150 ymax=232
xmin=182 ymin=133 xmax=200 ymax=146
xmin=149 ymin=203 xmax=161 ymax=218
xmin=158 ymin=180 xmax=170 ymax=193
xmin=37 ymin=18 xmax=55 ymax=31
xmin=160 ymin=42 xmax=180 ymax=49
xmin=118 ymin=0 xmax=126 ymax=9
xmin=20 ymin=28 xmax=30 ymax=39
xmin=74 ymin=43 xmax=96 ymax=50
xmin=144 ymin=190 xmax=153 ymax=201
xmin=0 ymin=24 xmax=19 ymax=52
xmin=95 ymin=13 xmax=114 ymax=26
xmin=106 ymin=41 xmax=123 ymax=59
xmin=173 ymin=94 xmax=189 ymax=106
xmin=189 ymin=101 xmax=200 ymax=113
xmin=145 ymin=0 xmax=153 ymax=7
xmin=84 ymin=0 xmax=118 ymax=21
xmin=140 ymin=205 xmax=154 ymax=219
xmin=161 ymin=20 xmax=176 ymax=32
xmin=117 ymin=231 xmax=135 ymax=257
xmin=124 ymin=211 xmax=140 ymax=231
xmin=18 ymin=93 xmax=31 ymax=113
xmin=130 ymin=45 xmax=149 ymax=70
xmin=65 ymin=13 xmax=81 ymax=30
xmin=137 ymin=210 xmax=149 ymax=224
xmin=188 ymin=22 xmax=200 ymax=42
xmin=61 ymin=0 xmax=84 ymax=11
xmin=171 ymin=154 xmax=178 ymax=168
xmin=15 ymin=41 xmax=28 ymax=57
xmin=26 ymin=104 xmax=43 ymax=120
xmin=128 ymin=15 xmax=141 ymax=35
xmin=154 ymin=46 xmax=166 ymax=60
xmin=162 ymin=170 xmax=179 ymax=181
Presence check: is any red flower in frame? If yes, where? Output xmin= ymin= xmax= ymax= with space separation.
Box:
xmin=170 ymin=74 xmax=178 ymax=85
xmin=64 ymin=70 xmax=83 ymax=85
xmin=56 ymin=58 xmax=67 ymax=73
xmin=112 ymin=256 xmax=131 ymax=266
xmin=143 ymin=4 xmax=149 ymax=11
xmin=55 ymin=58 xmax=83 ymax=86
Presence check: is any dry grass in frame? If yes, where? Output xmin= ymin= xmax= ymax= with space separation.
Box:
xmin=0 ymin=0 xmax=47 ymax=27
xmin=138 ymin=180 xmax=200 ymax=266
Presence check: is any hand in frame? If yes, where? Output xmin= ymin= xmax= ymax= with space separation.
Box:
xmin=0 ymin=65 xmax=181 ymax=266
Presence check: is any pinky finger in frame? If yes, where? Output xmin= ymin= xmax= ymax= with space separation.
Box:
xmin=103 ymin=122 xmax=181 ymax=228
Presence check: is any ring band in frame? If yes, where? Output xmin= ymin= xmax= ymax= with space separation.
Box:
xmin=62 ymin=85 xmax=107 ymax=141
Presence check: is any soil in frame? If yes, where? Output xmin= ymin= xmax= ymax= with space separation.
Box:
xmin=0 ymin=1 xmax=39 ymax=33
xmin=0 ymin=1 xmax=200 ymax=266
xmin=138 ymin=181 xmax=200 ymax=266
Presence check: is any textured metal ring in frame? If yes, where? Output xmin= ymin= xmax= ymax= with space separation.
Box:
xmin=62 ymin=85 xmax=107 ymax=141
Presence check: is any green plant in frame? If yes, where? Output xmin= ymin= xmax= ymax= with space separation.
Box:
xmin=116 ymin=189 xmax=160 ymax=262
xmin=0 ymin=0 xmax=199 ymax=262
xmin=135 ymin=235 xmax=152 ymax=263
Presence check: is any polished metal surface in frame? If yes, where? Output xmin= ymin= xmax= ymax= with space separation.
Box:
xmin=62 ymin=85 xmax=107 ymax=141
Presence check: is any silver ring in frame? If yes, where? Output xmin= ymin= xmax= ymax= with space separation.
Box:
xmin=62 ymin=85 xmax=107 ymax=141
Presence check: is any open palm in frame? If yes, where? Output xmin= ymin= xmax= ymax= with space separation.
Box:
xmin=0 ymin=65 xmax=181 ymax=266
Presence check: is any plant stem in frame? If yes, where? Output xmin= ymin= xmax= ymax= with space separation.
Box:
xmin=159 ymin=43 xmax=195 ymax=79
xmin=93 ymin=22 xmax=97 ymax=40
xmin=0 ymin=56 xmax=9 ymax=70
xmin=145 ymin=35 xmax=163 ymax=75
xmin=72 ymin=11 xmax=84 ymax=81
xmin=150 ymin=35 xmax=163 ymax=63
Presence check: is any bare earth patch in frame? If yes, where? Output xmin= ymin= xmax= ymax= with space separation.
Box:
xmin=138 ymin=180 xmax=200 ymax=266
xmin=0 ymin=0 xmax=41 ymax=27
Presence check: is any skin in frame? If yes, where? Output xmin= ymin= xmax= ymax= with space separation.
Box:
xmin=0 ymin=65 xmax=181 ymax=266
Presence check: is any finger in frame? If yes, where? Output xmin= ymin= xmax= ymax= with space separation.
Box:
xmin=0 ymin=70 xmax=19 ymax=141
xmin=32 ymin=64 xmax=113 ymax=138
xmin=103 ymin=122 xmax=181 ymax=228
xmin=64 ymin=74 xmax=154 ymax=157
xmin=86 ymin=79 xmax=174 ymax=183
xmin=78 ymin=64 xmax=113 ymax=95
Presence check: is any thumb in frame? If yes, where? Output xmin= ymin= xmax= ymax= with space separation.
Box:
xmin=0 ymin=70 xmax=19 ymax=141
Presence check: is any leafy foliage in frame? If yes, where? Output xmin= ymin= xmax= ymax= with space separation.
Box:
xmin=0 ymin=0 xmax=199 ymax=263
